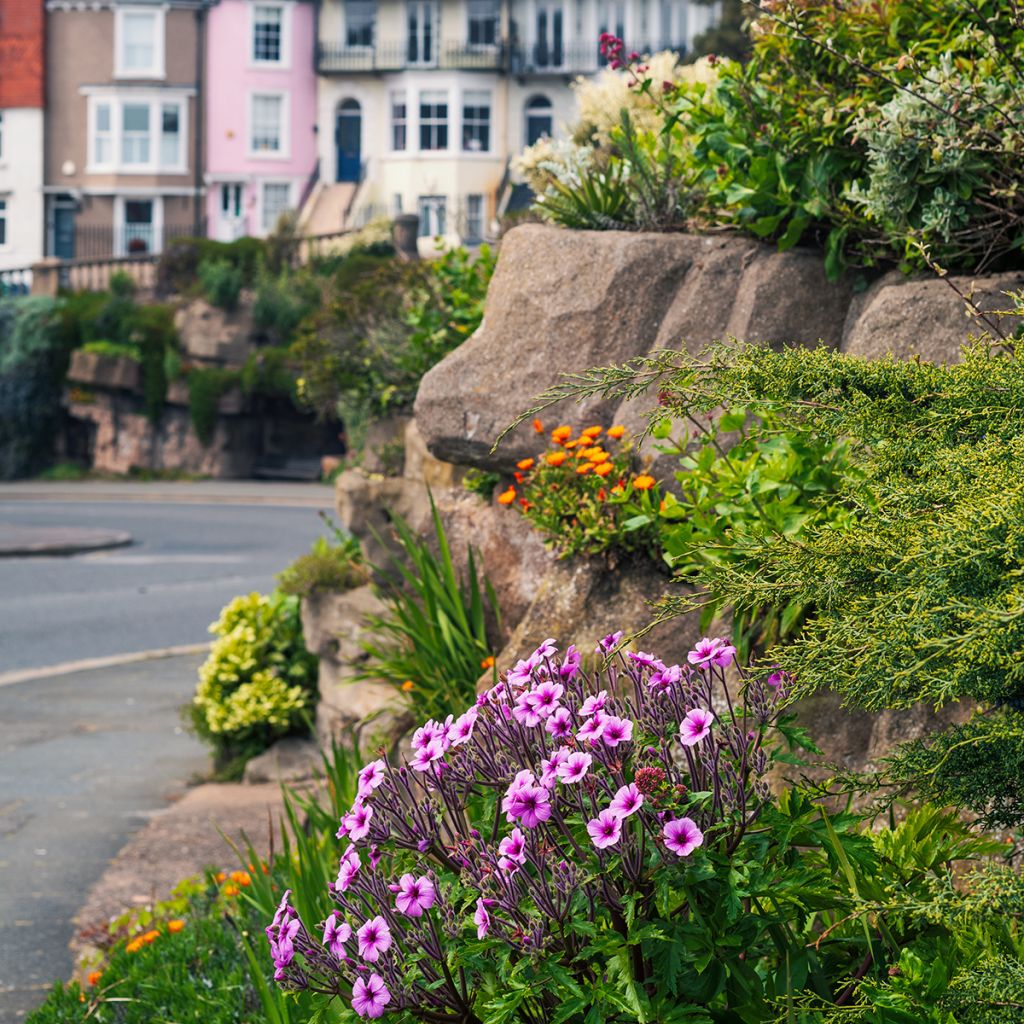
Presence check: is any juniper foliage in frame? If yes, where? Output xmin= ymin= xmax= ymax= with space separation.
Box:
xmin=548 ymin=339 xmax=1024 ymax=827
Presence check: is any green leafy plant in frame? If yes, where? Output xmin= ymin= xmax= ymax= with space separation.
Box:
xmin=462 ymin=467 xmax=502 ymax=501
xmin=358 ymin=500 xmax=498 ymax=721
xmin=277 ymin=534 xmax=368 ymax=599
xmin=79 ymin=339 xmax=141 ymax=361
xmin=186 ymin=367 xmax=240 ymax=446
xmin=197 ymin=256 xmax=244 ymax=311
xmin=190 ymin=590 xmax=318 ymax=776
xmin=252 ymin=265 xmax=321 ymax=343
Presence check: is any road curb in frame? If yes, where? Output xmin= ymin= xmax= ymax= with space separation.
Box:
xmin=0 ymin=644 xmax=208 ymax=689
xmin=0 ymin=525 xmax=133 ymax=558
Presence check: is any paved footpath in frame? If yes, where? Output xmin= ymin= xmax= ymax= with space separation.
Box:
xmin=0 ymin=655 xmax=208 ymax=1022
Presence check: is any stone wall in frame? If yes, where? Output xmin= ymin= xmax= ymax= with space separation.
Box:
xmin=323 ymin=223 xmax=998 ymax=772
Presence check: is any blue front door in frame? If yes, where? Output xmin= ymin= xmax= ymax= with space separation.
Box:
xmin=336 ymin=103 xmax=361 ymax=183
xmin=54 ymin=204 xmax=76 ymax=260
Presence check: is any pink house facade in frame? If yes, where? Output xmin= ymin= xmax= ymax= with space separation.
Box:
xmin=205 ymin=0 xmax=318 ymax=240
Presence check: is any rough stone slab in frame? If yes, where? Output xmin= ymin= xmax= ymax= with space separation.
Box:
xmin=242 ymin=737 xmax=321 ymax=785
xmin=71 ymin=783 xmax=292 ymax=950
xmin=173 ymin=295 xmax=255 ymax=366
xmin=0 ymin=523 xmax=132 ymax=557
xmin=415 ymin=224 xmax=704 ymax=472
xmin=66 ymin=350 xmax=140 ymax=391
xmin=841 ymin=270 xmax=1024 ymax=363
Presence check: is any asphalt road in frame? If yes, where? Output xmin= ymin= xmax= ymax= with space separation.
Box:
xmin=0 ymin=489 xmax=336 ymax=1021
xmin=0 ymin=496 xmax=333 ymax=674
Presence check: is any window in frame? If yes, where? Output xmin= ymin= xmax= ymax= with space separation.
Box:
xmin=261 ymin=182 xmax=291 ymax=232
xmin=253 ymin=4 xmax=284 ymax=63
xmin=391 ymin=91 xmax=407 ymax=151
xmin=0 ymin=198 xmax=7 ymax=247
xmin=465 ymin=194 xmax=484 ymax=243
xmin=221 ymin=183 xmax=243 ymax=217
xmin=251 ymin=93 xmax=285 ymax=155
xmin=534 ymin=3 xmax=563 ymax=68
xmin=160 ymin=104 xmax=180 ymax=166
xmin=462 ymin=91 xmax=490 ymax=152
xmin=418 ymin=195 xmax=446 ymax=237
xmin=115 ymin=8 xmax=165 ymax=78
xmin=525 ymin=95 xmax=553 ymax=146
xmin=123 ymin=199 xmax=155 ymax=254
xmin=419 ymin=90 xmax=447 ymax=151
xmin=467 ymin=0 xmax=498 ymax=46
xmin=660 ymin=0 xmax=687 ymax=49
xmin=407 ymin=0 xmax=436 ymax=65
xmin=345 ymin=0 xmax=376 ymax=46
xmin=122 ymin=103 xmax=151 ymax=165
xmin=88 ymin=95 xmax=186 ymax=172
xmin=94 ymin=103 xmax=113 ymax=165
xmin=597 ymin=1 xmax=625 ymax=49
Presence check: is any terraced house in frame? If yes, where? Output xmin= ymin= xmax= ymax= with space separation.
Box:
xmin=0 ymin=0 xmax=46 ymax=271
xmin=44 ymin=0 xmax=206 ymax=258
xmin=306 ymin=0 xmax=716 ymax=245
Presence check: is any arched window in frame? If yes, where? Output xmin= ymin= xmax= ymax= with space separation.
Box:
xmin=525 ymin=95 xmax=553 ymax=147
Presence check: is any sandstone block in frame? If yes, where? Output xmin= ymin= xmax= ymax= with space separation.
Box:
xmin=841 ymin=270 xmax=1024 ymax=363
xmin=415 ymin=224 xmax=705 ymax=471
xmin=66 ymin=350 xmax=140 ymax=391
xmin=174 ymin=295 xmax=254 ymax=366
xmin=242 ymin=736 xmax=320 ymax=784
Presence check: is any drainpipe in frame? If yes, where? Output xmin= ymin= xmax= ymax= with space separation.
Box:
xmin=193 ymin=1 xmax=207 ymax=238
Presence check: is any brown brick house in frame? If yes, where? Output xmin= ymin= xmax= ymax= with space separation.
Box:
xmin=44 ymin=0 xmax=207 ymax=259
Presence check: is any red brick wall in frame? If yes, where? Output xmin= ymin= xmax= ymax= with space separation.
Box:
xmin=0 ymin=0 xmax=45 ymax=108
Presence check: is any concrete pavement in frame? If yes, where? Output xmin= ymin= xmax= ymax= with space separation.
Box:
xmin=0 ymin=654 xmax=208 ymax=1022
xmin=0 ymin=480 xmax=334 ymax=508
xmin=0 ymin=524 xmax=132 ymax=558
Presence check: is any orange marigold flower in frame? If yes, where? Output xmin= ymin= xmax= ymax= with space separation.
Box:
xmin=611 ymin=484 xmax=625 ymax=495
xmin=497 ymin=486 xmax=517 ymax=505
xmin=659 ymin=498 xmax=667 ymax=512
xmin=633 ymin=474 xmax=656 ymax=491
xmin=576 ymin=463 xmax=595 ymax=475
xmin=142 ymin=930 xmax=160 ymax=945
xmin=87 ymin=970 xmax=103 ymax=986
xmin=214 ymin=872 xmax=227 ymax=883
xmin=519 ymin=498 xmax=533 ymax=509
xmin=167 ymin=919 xmax=185 ymax=934
xmin=581 ymin=425 xmax=603 ymax=438
xmin=545 ymin=451 xmax=567 ymax=466
xmin=607 ymin=425 xmax=626 ymax=439
xmin=223 ymin=884 xmax=240 ymax=897
xmin=480 ymin=656 xmax=495 ymax=669
xmin=230 ymin=870 xmax=251 ymax=887
xmin=401 ymin=679 xmax=415 ymax=691
xmin=125 ymin=938 xmax=144 ymax=954
xmin=514 ymin=471 xmax=524 ymax=484
xmin=597 ymin=488 xmax=608 ymax=501
xmin=551 ymin=425 xmax=572 ymax=444
xmin=516 ymin=458 xmax=535 ymax=471
xmin=563 ymin=439 xmax=579 ymax=449
xmin=594 ymin=462 xmax=614 ymax=477
xmin=532 ymin=419 xmax=544 ymax=433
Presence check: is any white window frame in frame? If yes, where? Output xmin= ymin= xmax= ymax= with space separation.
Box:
xmin=344 ymin=0 xmax=377 ymax=48
xmin=114 ymin=6 xmax=166 ymax=80
xmin=258 ymin=179 xmax=293 ymax=234
xmin=460 ymin=89 xmax=491 ymax=154
xmin=418 ymin=89 xmax=448 ymax=152
xmin=113 ymin=194 xmax=164 ymax=257
xmin=85 ymin=93 xmax=189 ymax=175
xmin=250 ymin=1 xmax=292 ymax=69
xmin=390 ymin=89 xmax=408 ymax=152
xmin=466 ymin=0 xmax=499 ymax=49
xmin=248 ymin=90 xmax=290 ymax=159
xmin=417 ymin=194 xmax=446 ymax=237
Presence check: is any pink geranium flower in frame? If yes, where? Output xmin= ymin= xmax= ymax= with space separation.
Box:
xmin=539 ymin=747 xmax=570 ymax=787
xmin=357 ymin=759 xmax=386 ymax=798
xmin=679 ymin=708 xmax=715 ymax=746
xmin=556 ymin=751 xmax=592 ymax=784
xmin=474 ymin=897 xmax=491 ymax=938
xmin=587 ymin=809 xmax=622 ymax=849
xmin=356 ymin=916 xmax=392 ymax=962
xmin=600 ymin=715 xmax=634 ymax=747
xmin=609 ymin=783 xmax=643 ymax=818
xmin=663 ymin=817 xmax=704 ymax=857
xmin=351 ymin=973 xmax=391 ymax=1018
xmin=344 ymin=802 xmax=373 ymax=842
xmin=449 ymin=707 xmax=479 ymax=746
xmin=508 ymin=784 xmax=552 ymax=828
xmin=687 ymin=637 xmax=736 ymax=670
xmin=322 ymin=913 xmax=351 ymax=957
xmin=545 ymin=705 xmax=573 ymax=740
xmin=336 ymin=846 xmax=360 ymax=891
xmin=393 ymin=873 xmax=436 ymax=917
xmin=498 ymin=827 xmax=527 ymax=865
xmin=579 ymin=690 xmax=608 ymax=717
xmin=576 ymin=712 xmax=607 ymax=743
xmin=410 ymin=738 xmax=445 ymax=772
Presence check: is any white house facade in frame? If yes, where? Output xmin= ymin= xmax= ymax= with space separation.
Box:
xmin=0 ymin=107 xmax=46 ymax=272
xmin=309 ymin=0 xmax=717 ymax=247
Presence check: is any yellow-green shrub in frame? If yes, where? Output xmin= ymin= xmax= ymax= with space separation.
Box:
xmin=190 ymin=591 xmax=317 ymax=774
